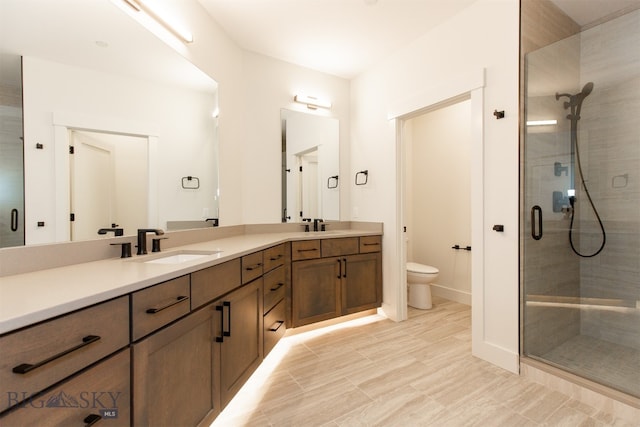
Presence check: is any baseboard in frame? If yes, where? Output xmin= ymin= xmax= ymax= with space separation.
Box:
xmin=431 ymin=284 xmax=471 ymax=305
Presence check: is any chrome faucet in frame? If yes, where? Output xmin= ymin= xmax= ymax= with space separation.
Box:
xmin=137 ymin=229 xmax=164 ymax=255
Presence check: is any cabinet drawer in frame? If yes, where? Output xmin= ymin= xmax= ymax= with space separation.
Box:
xmin=0 ymin=349 xmax=130 ymax=426
xmin=263 ymin=265 xmax=285 ymax=314
xmin=241 ymin=251 xmax=264 ymax=284
xmin=264 ymin=299 xmax=286 ymax=357
xmin=0 ymin=296 xmax=128 ymax=413
xmin=263 ymin=244 xmax=285 ymax=273
xmin=191 ymin=258 xmax=241 ymax=309
xmin=359 ymin=235 xmax=382 ymax=253
xmin=291 ymin=240 xmax=320 ymax=261
xmin=321 ymin=237 xmax=359 ymax=257
xmin=131 ymin=275 xmax=191 ymax=341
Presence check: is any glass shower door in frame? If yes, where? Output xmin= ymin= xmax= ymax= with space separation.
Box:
xmin=522 ymin=10 xmax=640 ymax=399
xmin=0 ymin=54 xmax=24 ymax=248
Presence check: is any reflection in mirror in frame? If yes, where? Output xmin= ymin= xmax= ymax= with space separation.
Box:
xmin=69 ymin=130 xmax=148 ymax=242
xmin=0 ymin=55 xmax=24 ymax=248
xmin=281 ymin=109 xmax=339 ymax=223
xmin=0 ymin=0 xmax=219 ymax=247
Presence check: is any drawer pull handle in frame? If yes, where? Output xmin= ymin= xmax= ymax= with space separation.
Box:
xmin=343 ymin=258 xmax=347 ymax=278
xmin=84 ymin=414 xmax=102 ymax=426
xmin=297 ymin=248 xmax=318 ymax=252
xmin=270 ymin=282 xmax=284 ymax=292
xmin=12 ymin=335 xmax=101 ymax=374
xmin=269 ymin=254 xmax=283 ymax=261
xmin=146 ymin=295 xmax=189 ymax=314
xmin=363 ymin=242 xmax=380 ymax=246
xmin=269 ymin=320 xmax=284 ymax=332
xmin=245 ymin=263 xmax=263 ymax=271
xmin=337 ymin=259 xmax=342 ymax=279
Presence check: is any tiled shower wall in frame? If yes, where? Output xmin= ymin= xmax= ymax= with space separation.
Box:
xmin=577 ymin=9 xmax=640 ymax=350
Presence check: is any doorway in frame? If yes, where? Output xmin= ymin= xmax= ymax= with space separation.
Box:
xmin=403 ymin=99 xmax=472 ymax=305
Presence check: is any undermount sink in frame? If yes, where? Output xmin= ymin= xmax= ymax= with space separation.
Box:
xmin=139 ymin=250 xmax=221 ymax=265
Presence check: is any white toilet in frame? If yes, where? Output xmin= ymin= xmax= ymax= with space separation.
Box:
xmin=407 ymin=262 xmax=439 ymax=309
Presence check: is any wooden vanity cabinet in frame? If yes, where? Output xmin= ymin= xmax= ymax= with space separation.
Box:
xmin=131 ymin=275 xmax=191 ymax=341
xmin=291 ymin=236 xmax=382 ymax=327
xmin=0 ymin=296 xmax=129 ymax=413
xmin=0 ymin=349 xmax=130 ymax=426
xmin=132 ymin=305 xmax=219 ymax=427
xmin=212 ymin=278 xmax=263 ymax=408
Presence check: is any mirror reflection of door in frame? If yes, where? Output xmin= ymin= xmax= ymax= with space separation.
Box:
xmin=298 ymin=148 xmax=319 ymax=219
xmin=282 ymin=110 xmax=339 ymax=222
xmin=69 ymin=130 xmax=148 ymax=241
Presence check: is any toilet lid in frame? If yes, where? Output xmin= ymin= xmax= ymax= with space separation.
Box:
xmin=407 ymin=262 xmax=439 ymax=274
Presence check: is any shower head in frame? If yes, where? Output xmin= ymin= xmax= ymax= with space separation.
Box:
xmin=556 ymin=82 xmax=595 ymax=119
xmin=581 ymin=82 xmax=594 ymax=97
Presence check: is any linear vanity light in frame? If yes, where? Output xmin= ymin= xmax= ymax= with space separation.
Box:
xmin=294 ymin=94 xmax=332 ymax=110
xmin=120 ymin=0 xmax=194 ymax=43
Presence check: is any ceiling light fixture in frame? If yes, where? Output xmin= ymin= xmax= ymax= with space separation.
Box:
xmin=294 ymin=94 xmax=332 ymax=110
xmin=119 ymin=0 xmax=193 ymax=44
xmin=526 ymin=119 xmax=557 ymax=126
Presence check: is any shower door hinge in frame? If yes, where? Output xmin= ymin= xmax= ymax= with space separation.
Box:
xmin=69 ymin=146 xmax=75 ymax=154
xmin=70 ymin=213 xmax=75 ymax=221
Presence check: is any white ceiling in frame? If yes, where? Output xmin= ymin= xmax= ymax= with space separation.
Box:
xmin=198 ymin=0 xmax=640 ymax=79
xmin=198 ymin=0 xmax=478 ymax=79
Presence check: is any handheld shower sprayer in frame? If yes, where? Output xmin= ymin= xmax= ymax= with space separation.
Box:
xmin=556 ymin=82 xmax=594 ymax=120
xmin=554 ymin=81 xmax=606 ymax=257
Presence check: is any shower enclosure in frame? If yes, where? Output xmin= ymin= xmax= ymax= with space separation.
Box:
xmin=522 ymin=4 xmax=639 ymax=399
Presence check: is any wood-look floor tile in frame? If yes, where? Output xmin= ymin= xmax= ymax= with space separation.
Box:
xmin=334 ymin=385 xmax=445 ymax=427
xmin=212 ymin=298 xmax=631 ymax=427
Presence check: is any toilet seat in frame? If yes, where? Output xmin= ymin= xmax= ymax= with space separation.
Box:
xmin=407 ymin=262 xmax=439 ymax=275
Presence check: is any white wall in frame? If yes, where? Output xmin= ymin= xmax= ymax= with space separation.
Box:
xmin=407 ymin=100 xmax=472 ymax=304
xmin=350 ymin=0 xmax=520 ymax=372
xmin=174 ymin=0 xmax=352 ymax=225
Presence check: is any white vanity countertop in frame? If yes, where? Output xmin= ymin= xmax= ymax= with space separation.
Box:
xmin=0 ymin=230 xmax=380 ymax=335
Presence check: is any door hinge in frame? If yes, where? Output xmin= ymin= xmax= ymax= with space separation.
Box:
xmin=70 ymin=213 xmax=75 ymax=221
xmin=299 ymin=166 xmax=303 ymax=172
xmin=69 ymin=146 xmax=75 ymax=154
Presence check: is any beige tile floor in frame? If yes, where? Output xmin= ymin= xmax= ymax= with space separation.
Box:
xmin=212 ymin=297 xmax=638 ymax=426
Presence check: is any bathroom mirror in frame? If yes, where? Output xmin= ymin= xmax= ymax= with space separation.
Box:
xmin=0 ymin=0 xmax=219 ymax=247
xmin=281 ymin=109 xmax=339 ymax=223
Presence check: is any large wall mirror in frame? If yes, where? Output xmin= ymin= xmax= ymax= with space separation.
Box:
xmin=0 ymin=0 xmax=219 ymax=248
xmin=281 ymin=109 xmax=339 ymax=223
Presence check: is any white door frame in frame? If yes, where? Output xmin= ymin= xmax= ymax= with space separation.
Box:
xmin=390 ymin=69 xmax=500 ymax=369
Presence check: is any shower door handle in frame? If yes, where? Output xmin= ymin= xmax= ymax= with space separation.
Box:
xmin=10 ymin=209 xmax=19 ymax=232
xmin=531 ymin=205 xmax=543 ymax=240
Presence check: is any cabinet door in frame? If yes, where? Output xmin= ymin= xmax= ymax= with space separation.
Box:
xmin=0 ymin=349 xmax=130 ymax=427
xmin=342 ymin=252 xmax=382 ymax=315
xmin=291 ymin=257 xmax=341 ymax=327
xmin=216 ymin=279 xmax=263 ymax=408
xmin=132 ymin=306 xmax=219 ymax=427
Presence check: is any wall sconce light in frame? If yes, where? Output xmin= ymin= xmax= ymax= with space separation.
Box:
xmin=294 ymin=94 xmax=332 ymax=110
xmin=119 ymin=0 xmax=193 ymax=44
